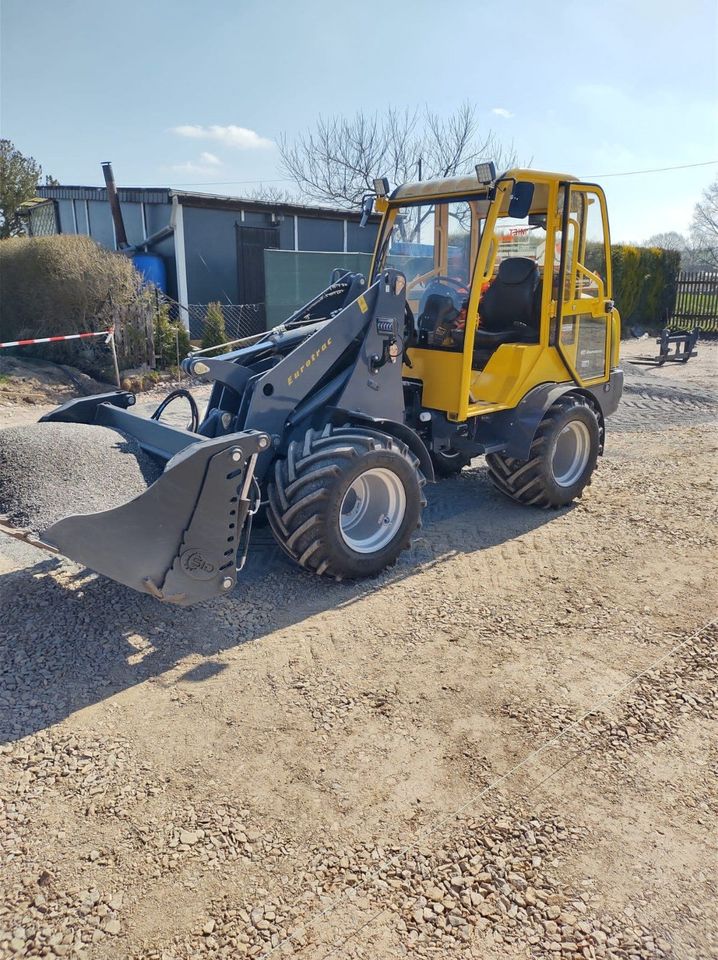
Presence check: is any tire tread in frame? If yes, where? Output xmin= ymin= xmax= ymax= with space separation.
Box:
xmin=486 ymin=394 xmax=599 ymax=509
xmin=268 ymin=424 xmax=426 ymax=579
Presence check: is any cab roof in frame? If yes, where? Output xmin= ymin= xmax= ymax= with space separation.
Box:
xmin=390 ymin=168 xmax=579 ymax=203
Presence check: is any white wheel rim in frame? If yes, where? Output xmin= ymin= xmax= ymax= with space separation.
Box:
xmin=339 ymin=467 xmax=407 ymax=554
xmin=551 ymin=420 xmax=591 ymax=487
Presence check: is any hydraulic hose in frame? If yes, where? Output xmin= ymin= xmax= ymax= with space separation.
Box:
xmin=151 ymin=388 xmax=200 ymax=433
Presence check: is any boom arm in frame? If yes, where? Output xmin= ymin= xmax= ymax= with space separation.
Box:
xmin=186 ymin=271 xmax=410 ymax=478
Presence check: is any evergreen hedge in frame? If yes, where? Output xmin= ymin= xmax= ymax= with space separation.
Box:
xmin=587 ymin=242 xmax=681 ymax=332
xmin=611 ymin=244 xmax=680 ymax=331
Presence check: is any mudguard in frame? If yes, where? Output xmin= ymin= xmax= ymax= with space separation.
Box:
xmin=475 ymin=369 xmax=624 ymax=461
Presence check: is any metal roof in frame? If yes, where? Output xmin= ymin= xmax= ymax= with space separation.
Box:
xmin=36 ymin=185 xmax=380 ymax=222
xmin=38 ymin=185 xmax=171 ymax=204
xmin=169 ymin=190 xmax=378 ymax=222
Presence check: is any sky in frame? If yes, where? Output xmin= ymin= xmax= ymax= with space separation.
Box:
xmin=1 ymin=0 xmax=717 ymax=243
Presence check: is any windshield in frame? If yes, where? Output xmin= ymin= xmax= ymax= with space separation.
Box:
xmin=377 ymin=198 xmax=483 ymax=313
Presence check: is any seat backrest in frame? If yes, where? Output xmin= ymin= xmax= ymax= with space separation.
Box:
xmin=479 ymin=257 xmax=540 ymax=333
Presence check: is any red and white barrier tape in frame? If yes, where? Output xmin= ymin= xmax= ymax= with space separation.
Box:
xmin=0 ymin=328 xmax=114 ymax=349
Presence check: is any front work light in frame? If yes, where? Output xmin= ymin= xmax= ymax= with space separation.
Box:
xmin=373 ymin=177 xmax=390 ymax=197
xmin=475 ymin=161 xmax=497 ymax=184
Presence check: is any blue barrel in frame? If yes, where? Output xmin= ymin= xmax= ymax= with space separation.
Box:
xmin=132 ymin=252 xmax=167 ymax=292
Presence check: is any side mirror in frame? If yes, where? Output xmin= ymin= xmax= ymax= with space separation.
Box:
xmin=360 ymin=194 xmax=374 ymax=228
xmin=508 ymin=181 xmax=534 ymax=219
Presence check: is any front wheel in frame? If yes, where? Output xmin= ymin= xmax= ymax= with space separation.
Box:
xmin=267 ymin=424 xmax=427 ymax=580
xmin=486 ymin=395 xmax=600 ymax=508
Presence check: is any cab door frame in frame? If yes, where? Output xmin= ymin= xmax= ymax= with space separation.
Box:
xmin=554 ymin=182 xmax=613 ymax=387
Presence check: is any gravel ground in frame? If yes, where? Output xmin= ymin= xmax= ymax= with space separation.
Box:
xmin=0 ymin=424 xmax=161 ymax=533
xmin=0 ymin=341 xmax=716 ymax=960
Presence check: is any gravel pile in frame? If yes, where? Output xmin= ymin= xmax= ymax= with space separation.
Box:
xmin=0 ymin=874 xmax=126 ymax=958
xmin=147 ymin=801 xmax=294 ymax=875
xmin=0 ymin=423 xmax=162 ymax=533
xmin=151 ymin=804 xmax=674 ymax=959
xmin=502 ymin=627 xmax=717 ymax=761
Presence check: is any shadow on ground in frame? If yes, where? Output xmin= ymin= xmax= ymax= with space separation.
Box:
xmin=0 ymin=465 xmax=562 ymax=743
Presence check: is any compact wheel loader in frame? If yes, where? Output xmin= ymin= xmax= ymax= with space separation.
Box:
xmin=3 ymin=166 xmax=623 ymax=605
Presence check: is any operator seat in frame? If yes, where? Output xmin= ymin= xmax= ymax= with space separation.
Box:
xmin=476 ymin=257 xmax=541 ymax=347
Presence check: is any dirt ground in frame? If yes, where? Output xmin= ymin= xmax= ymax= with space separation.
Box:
xmin=0 ymin=356 xmax=113 ymax=410
xmin=0 ymin=340 xmax=716 ymax=960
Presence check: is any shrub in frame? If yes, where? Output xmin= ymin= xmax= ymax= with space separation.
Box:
xmin=0 ymin=234 xmax=155 ymax=374
xmin=154 ymin=302 xmax=191 ymax=370
xmin=588 ymin=241 xmax=681 ymax=334
xmin=201 ymin=301 xmax=227 ymax=356
xmin=610 ymin=244 xmax=680 ymax=333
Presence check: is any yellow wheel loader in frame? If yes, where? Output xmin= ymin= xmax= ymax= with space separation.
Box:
xmin=0 ymin=165 xmax=622 ymax=604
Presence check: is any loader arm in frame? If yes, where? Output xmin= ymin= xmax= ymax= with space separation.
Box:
xmin=186 ymin=270 xmax=412 ymax=481
xmin=14 ymin=270 xmax=414 ymax=605
xmin=244 ymin=271 xmax=409 ymax=444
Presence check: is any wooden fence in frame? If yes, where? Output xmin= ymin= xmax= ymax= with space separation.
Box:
xmin=670 ymin=271 xmax=718 ymax=334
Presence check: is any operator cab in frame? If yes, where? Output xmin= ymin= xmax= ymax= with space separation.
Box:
xmin=372 ymin=176 xmax=546 ymax=370
xmin=370 ymin=168 xmax=614 ymax=420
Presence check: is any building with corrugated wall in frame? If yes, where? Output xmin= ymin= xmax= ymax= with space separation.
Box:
xmin=27 ymin=185 xmax=380 ymax=335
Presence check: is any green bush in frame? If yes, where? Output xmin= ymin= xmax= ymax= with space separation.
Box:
xmin=588 ymin=241 xmax=681 ymax=334
xmin=0 ymin=234 xmax=154 ymax=375
xmin=154 ymin=302 xmax=191 ymax=370
xmin=201 ymin=301 xmax=227 ymax=356
xmin=610 ymin=244 xmax=680 ymax=333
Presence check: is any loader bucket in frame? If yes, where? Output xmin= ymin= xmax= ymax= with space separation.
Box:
xmin=3 ymin=392 xmax=271 ymax=605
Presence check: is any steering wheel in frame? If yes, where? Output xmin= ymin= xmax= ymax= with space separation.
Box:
xmin=429 ymin=276 xmax=469 ymax=294
xmin=407 ymin=271 xmax=469 ymax=296
xmin=421 ymin=275 xmax=470 ymax=311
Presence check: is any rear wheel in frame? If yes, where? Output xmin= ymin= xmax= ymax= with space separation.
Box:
xmin=431 ymin=447 xmax=470 ymax=477
xmin=486 ymin=394 xmax=600 ymax=508
xmin=267 ymin=424 xmax=426 ymax=579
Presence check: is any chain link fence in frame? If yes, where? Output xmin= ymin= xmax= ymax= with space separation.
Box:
xmin=26 ymin=200 xmax=60 ymax=237
xmin=186 ymin=303 xmax=265 ymax=341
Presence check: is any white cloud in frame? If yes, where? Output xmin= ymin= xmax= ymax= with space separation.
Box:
xmin=491 ymin=107 xmax=514 ymax=119
xmin=167 ymin=153 xmax=225 ymax=176
xmin=171 ymin=124 xmax=274 ymax=149
xmin=198 ymin=151 xmax=221 ymax=166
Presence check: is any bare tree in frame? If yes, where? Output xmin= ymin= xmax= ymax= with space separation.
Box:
xmin=647 ymin=230 xmax=687 ymax=252
xmin=279 ymin=103 xmax=517 ymax=210
xmin=690 ymin=179 xmax=718 ymax=269
xmin=246 ymin=183 xmax=296 ymax=205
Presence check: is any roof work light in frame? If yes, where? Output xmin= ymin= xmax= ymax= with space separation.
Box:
xmin=475 ymin=162 xmax=497 ymax=184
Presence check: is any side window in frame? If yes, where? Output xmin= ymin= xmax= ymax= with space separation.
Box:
xmin=559 ymin=188 xmax=607 ymax=303
xmin=385 ymin=204 xmax=436 ymax=294
xmin=446 ymin=201 xmax=473 ymax=285
xmin=556 ymin=186 xmax=611 ymax=381
xmin=555 ymin=191 xmax=582 ymax=301
xmin=555 ymin=219 xmax=577 ymax=300
xmin=582 ymin=192 xmax=607 ymax=292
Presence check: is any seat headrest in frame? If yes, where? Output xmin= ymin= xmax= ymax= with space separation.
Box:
xmin=496 ymin=257 xmax=538 ymax=285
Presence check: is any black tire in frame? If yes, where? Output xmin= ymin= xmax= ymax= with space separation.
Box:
xmin=431 ymin=448 xmax=471 ymax=477
xmin=486 ymin=394 xmax=600 ymax=508
xmin=267 ymin=424 xmax=427 ymax=580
